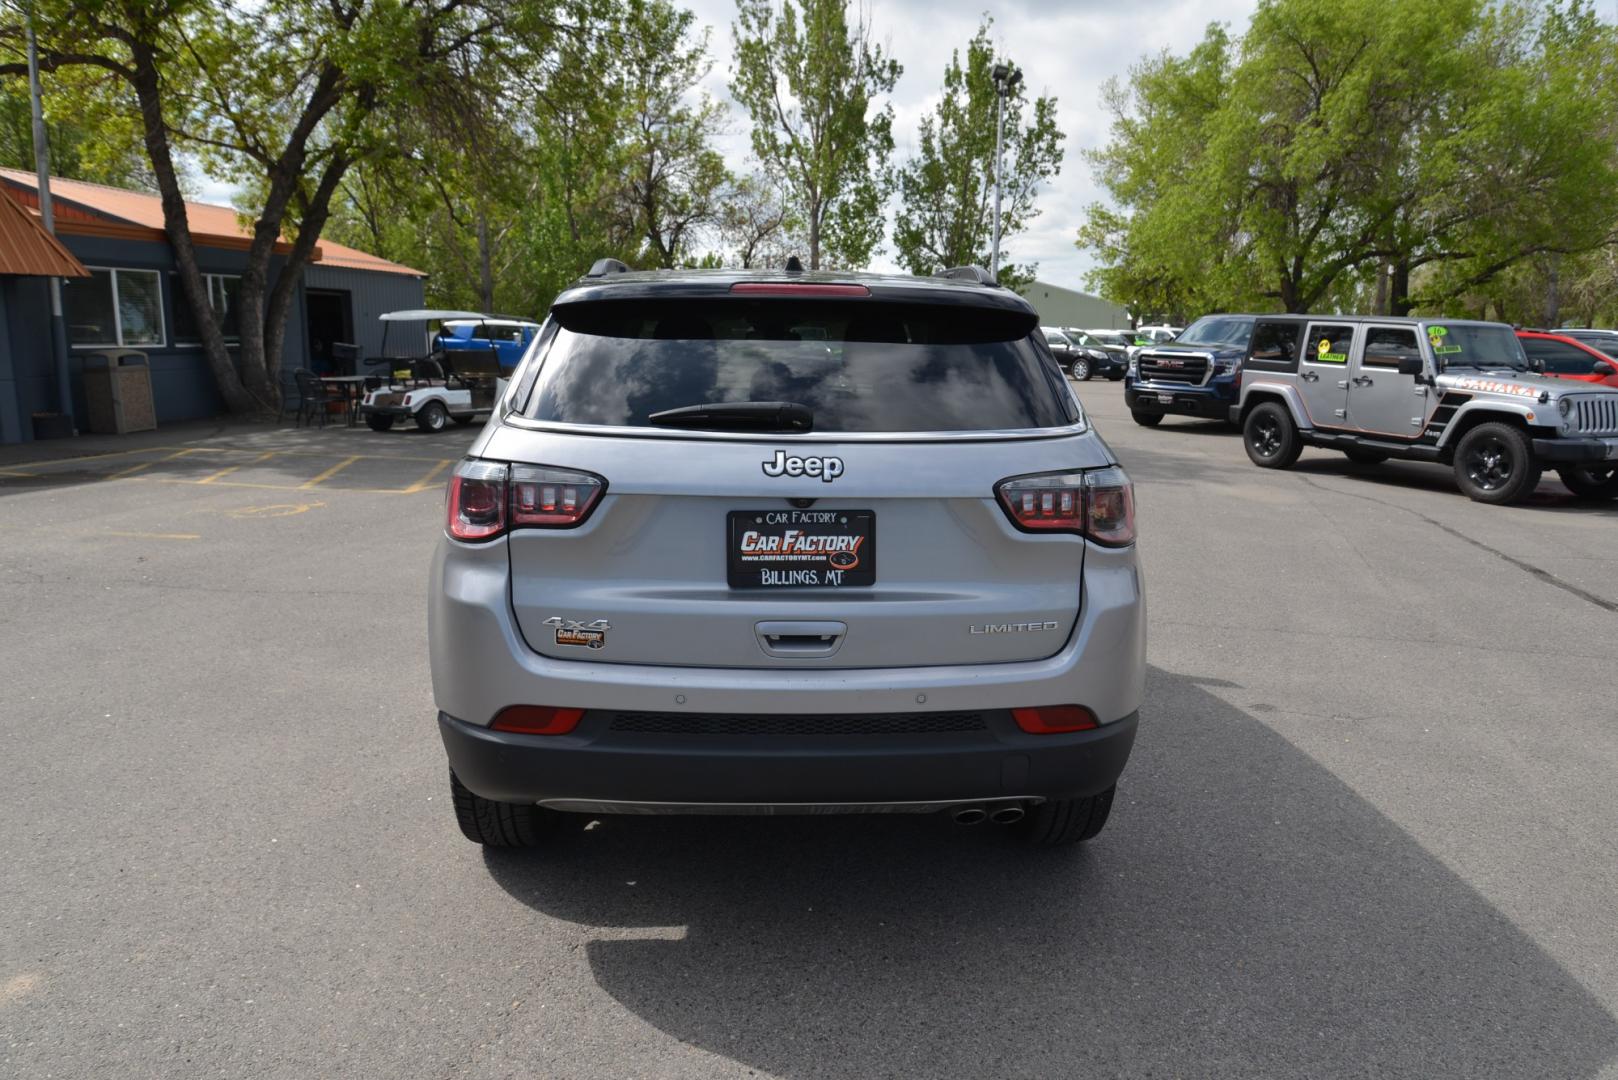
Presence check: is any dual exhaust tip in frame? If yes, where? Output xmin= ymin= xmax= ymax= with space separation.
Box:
xmin=953 ymin=804 xmax=1025 ymax=826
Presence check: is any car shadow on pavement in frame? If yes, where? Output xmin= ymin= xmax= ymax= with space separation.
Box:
xmin=481 ymin=666 xmax=1618 ymax=1079
xmin=1290 ymin=456 xmax=1614 ymax=514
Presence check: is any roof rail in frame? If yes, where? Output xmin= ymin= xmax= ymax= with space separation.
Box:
xmin=587 ymin=258 xmax=631 ymax=278
xmin=935 ymin=265 xmax=999 ymax=287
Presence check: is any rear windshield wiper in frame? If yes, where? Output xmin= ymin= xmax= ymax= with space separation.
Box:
xmin=647 ymin=401 xmax=814 ymax=432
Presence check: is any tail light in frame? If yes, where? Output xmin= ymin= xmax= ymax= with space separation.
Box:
xmin=446 ymin=459 xmax=605 ymax=541
xmin=1012 ymin=705 xmax=1099 ymax=734
xmin=491 ymin=705 xmax=584 ymax=735
xmin=994 ymin=466 xmax=1136 ymax=546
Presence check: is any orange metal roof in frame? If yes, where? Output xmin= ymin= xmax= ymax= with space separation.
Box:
xmin=0 ymin=169 xmax=423 ymax=277
xmin=0 ymin=185 xmax=88 ymax=278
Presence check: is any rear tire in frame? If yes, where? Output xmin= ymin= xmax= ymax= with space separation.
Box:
xmin=1020 ymin=786 xmax=1115 ymax=847
xmin=1243 ymin=401 xmax=1303 ymax=468
xmin=365 ymin=414 xmax=396 ymax=432
xmin=1557 ymin=464 xmax=1618 ymax=499
xmin=449 ymin=771 xmax=559 ymax=847
xmin=1071 ymin=357 xmax=1091 ymax=381
xmin=1453 ymin=422 xmax=1541 ymax=504
xmin=1344 ymin=448 xmax=1388 ymax=465
xmin=415 ymin=401 xmax=450 ymax=433
xmin=1131 ymin=410 xmax=1163 ymax=427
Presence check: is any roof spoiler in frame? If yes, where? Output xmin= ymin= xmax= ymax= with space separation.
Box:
xmin=935 ymin=265 xmax=999 ymax=288
xmin=587 ymin=258 xmax=632 ymax=278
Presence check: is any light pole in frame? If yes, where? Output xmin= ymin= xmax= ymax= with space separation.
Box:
xmin=25 ymin=0 xmax=74 ymax=431
xmin=990 ymin=61 xmax=1022 ymax=280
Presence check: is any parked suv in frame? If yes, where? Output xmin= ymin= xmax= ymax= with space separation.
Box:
xmin=1233 ymin=316 xmax=1618 ymax=502
xmin=1124 ymin=314 xmax=1255 ymax=426
xmin=430 ymin=262 xmax=1145 ymax=849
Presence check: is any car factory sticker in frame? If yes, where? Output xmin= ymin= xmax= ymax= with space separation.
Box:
xmin=543 ymin=616 xmax=610 ymax=649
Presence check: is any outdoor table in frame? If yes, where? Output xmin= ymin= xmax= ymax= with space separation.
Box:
xmin=318 ymin=375 xmax=372 ymax=427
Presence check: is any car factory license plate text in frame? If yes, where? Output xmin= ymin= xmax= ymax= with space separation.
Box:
xmin=727 ymin=510 xmax=876 ymax=588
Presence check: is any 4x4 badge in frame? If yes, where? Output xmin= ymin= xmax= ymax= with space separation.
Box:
xmin=762 ymin=450 xmax=844 ymax=482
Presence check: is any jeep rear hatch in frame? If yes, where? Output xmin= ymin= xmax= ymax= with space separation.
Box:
xmin=487 ymin=293 xmax=1118 ymax=669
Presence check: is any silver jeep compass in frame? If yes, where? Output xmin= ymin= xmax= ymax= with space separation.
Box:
xmin=429 ymin=262 xmax=1145 ymax=848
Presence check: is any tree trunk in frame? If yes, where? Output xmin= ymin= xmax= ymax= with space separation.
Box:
xmin=1374 ymin=262 xmax=1390 ymax=316
xmin=1390 ymin=260 xmax=1413 ymax=317
xmin=1545 ymin=255 xmax=1561 ymax=328
xmin=263 ymin=154 xmax=352 ymax=391
xmin=233 ymin=66 xmax=345 ymax=411
xmin=128 ymin=40 xmax=261 ymax=415
xmin=477 ymin=211 xmax=495 ymax=312
xmin=807 ymin=198 xmax=821 ymax=270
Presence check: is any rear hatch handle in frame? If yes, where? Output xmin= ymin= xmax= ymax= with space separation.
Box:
xmin=756 ymin=621 xmax=846 ymax=659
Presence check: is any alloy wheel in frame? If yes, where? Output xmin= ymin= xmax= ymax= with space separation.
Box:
xmin=1464 ymin=436 xmax=1515 ymax=491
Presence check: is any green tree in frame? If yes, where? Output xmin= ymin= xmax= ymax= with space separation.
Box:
xmin=892 ymin=19 xmax=1063 ymax=289
xmin=731 ymin=0 xmax=900 ymax=269
xmin=0 ymin=66 xmax=149 ymax=187
xmin=1081 ymin=0 xmax=1618 ymax=318
xmin=614 ymin=0 xmax=728 ymax=268
xmin=717 ymin=172 xmax=797 ymax=268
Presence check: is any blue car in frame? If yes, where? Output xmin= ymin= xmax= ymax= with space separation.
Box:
xmin=435 ymin=318 xmax=541 ymax=373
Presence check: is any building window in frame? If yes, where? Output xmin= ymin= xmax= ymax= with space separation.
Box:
xmin=64 ymin=268 xmax=165 ymax=348
xmin=172 ymin=274 xmax=242 ymax=345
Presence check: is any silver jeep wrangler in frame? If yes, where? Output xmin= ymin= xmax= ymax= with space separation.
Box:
xmin=1231 ymin=316 xmax=1618 ymax=503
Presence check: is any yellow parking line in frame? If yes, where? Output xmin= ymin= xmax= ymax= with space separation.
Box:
xmin=404 ymin=459 xmax=452 ymax=493
xmin=0 ymin=467 xmax=38 ymax=478
xmin=299 ymin=455 xmax=361 ymax=490
xmin=109 ymin=447 xmax=197 ymax=480
xmin=197 ymin=451 xmax=277 ymax=484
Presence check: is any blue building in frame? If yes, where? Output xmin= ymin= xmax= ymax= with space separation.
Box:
xmin=0 ymin=170 xmax=426 ymax=443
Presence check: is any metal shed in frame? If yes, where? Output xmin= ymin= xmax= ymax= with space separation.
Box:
xmin=0 ymin=170 xmax=426 ymax=443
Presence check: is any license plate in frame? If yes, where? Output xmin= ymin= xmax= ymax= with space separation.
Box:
xmin=728 ymin=510 xmax=875 ymax=588
xmin=1157 ymin=393 xmax=1175 ymax=404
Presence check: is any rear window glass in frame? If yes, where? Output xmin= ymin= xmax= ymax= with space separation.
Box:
xmin=523 ymin=299 xmax=1074 ymax=433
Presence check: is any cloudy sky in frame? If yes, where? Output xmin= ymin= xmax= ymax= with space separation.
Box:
xmin=681 ymin=0 xmax=1259 ymax=290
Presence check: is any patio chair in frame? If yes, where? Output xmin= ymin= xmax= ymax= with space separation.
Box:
xmin=292 ymin=368 xmax=346 ymax=428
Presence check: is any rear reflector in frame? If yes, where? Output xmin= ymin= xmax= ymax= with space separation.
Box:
xmin=1011 ymin=705 xmax=1099 ymax=734
xmin=491 ymin=705 xmax=584 ymax=735
xmin=729 ymin=283 xmax=871 ymax=297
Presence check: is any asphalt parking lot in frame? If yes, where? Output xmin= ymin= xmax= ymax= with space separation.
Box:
xmin=3 ymin=395 xmax=1617 ymax=1079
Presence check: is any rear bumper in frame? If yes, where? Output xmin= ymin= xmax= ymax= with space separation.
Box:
xmin=360 ymin=404 xmax=414 ymax=418
xmin=1533 ymin=436 xmax=1618 ymax=463
xmin=440 ymin=709 xmax=1138 ymax=809
xmin=429 ymin=537 xmax=1146 ymax=736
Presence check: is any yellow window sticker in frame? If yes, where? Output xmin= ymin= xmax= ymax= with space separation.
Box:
xmin=1315 ymin=338 xmax=1347 ymax=363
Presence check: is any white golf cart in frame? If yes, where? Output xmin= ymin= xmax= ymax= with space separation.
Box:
xmin=356 ymin=309 xmax=532 ymax=433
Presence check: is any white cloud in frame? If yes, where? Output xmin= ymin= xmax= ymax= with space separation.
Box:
xmin=687 ymin=0 xmax=1258 ymax=290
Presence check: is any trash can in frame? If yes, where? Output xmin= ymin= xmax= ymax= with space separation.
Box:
xmin=83 ymin=351 xmax=157 ymax=434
